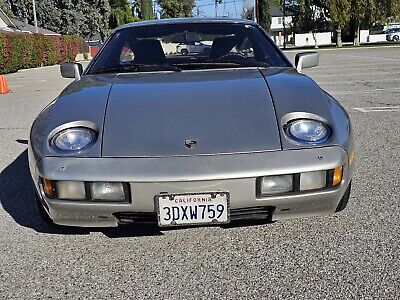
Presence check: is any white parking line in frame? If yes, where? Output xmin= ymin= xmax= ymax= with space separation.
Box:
xmin=354 ymin=106 xmax=400 ymax=112
xmin=314 ymin=62 xmax=400 ymax=69
xmin=314 ymin=71 xmax=400 ymax=78
xmin=311 ymin=66 xmax=400 ymax=72
xmin=344 ymin=54 xmax=400 ymax=62
xmin=317 ymin=78 xmax=400 ymax=85
xmin=333 ymin=87 xmax=400 ymax=94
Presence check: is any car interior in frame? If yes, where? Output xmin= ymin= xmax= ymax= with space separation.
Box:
xmin=89 ymin=23 xmax=290 ymax=74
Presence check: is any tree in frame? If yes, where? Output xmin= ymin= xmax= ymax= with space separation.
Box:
xmin=158 ymin=0 xmax=194 ymax=19
xmin=8 ymin=0 xmax=30 ymax=22
xmin=4 ymin=0 xmax=110 ymax=38
xmin=35 ymin=0 xmax=62 ymax=33
xmin=135 ymin=0 xmax=154 ymax=20
xmin=258 ymin=0 xmax=271 ymax=30
xmin=257 ymin=0 xmax=286 ymax=32
xmin=85 ymin=0 xmax=111 ymax=39
xmin=351 ymin=0 xmax=375 ymax=46
xmin=375 ymin=0 xmax=400 ymax=23
xmin=109 ymin=0 xmax=135 ymax=29
xmin=326 ymin=0 xmax=351 ymax=47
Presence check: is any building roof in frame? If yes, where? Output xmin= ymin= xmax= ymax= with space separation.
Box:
xmin=0 ymin=8 xmax=16 ymax=28
xmin=270 ymin=5 xmax=293 ymax=17
xmin=271 ymin=6 xmax=283 ymax=17
xmin=0 ymin=8 xmax=60 ymax=35
xmin=10 ymin=18 xmax=60 ymax=35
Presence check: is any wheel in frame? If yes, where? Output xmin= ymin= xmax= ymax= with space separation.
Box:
xmin=335 ymin=182 xmax=351 ymax=212
xmin=35 ymin=192 xmax=55 ymax=225
xmin=393 ymin=35 xmax=399 ymax=41
xmin=181 ymin=49 xmax=189 ymax=56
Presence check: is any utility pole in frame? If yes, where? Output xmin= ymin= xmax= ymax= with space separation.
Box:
xmin=215 ymin=0 xmax=223 ymax=17
xmin=255 ymin=0 xmax=258 ymax=23
xmin=32 ymin=0 xmax=38 ymax=33
xmin=282 ymin=0 xmax=286 ymax=49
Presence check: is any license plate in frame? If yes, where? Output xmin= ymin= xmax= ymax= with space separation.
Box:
xmin=156 ymin=192 xmax=230 ymax=227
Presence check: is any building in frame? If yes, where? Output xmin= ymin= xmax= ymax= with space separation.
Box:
xmin=270 ymin=6 xmax=293 ymax=47
xmin=0 ymin=8 xmax=60 ymax=36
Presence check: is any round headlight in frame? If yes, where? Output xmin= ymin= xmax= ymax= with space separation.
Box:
xmin=52 ymin=127 xmax=97 ymax=151
xmin=287 ymin=119 xmax=329 ymax=143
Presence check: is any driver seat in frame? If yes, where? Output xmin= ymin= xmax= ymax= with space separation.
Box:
xmin=134 ymin=39 xmax=166 ymax=64
xmin=209 ymin=36 xmax=237 ymax=59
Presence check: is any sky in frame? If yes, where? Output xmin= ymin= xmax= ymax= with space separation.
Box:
xmin=194 ymin=0 xmax=246 ymax=18
xmin=150 ymin=0 xmax=256 ymax=20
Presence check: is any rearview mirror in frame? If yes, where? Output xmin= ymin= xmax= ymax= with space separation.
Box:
xmin=295 ymin=52 xmax=319 ymax=73
xmin=60 ymin=63 xmax=83 ymax=80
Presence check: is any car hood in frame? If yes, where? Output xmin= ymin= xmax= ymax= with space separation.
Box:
xmin=41 ymin=75 xmax=114 ymax=158
xmin=261 ymin=68 xmax=351 ymax=150
xmin=102 ymin=69 xmax=281 ymax=157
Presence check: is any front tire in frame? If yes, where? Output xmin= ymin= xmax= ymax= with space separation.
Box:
xmin=181 ymin=49 xmax=189 ymax=56
xmin=393 ymin=35 xmax=399 ymax=41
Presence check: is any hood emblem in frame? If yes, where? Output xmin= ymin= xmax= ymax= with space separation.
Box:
xmin=185 ymin=139 xmax=198 ymax=149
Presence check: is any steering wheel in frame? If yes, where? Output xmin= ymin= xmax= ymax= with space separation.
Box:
xmin=218 ymin=53 xmax=247 ymax=60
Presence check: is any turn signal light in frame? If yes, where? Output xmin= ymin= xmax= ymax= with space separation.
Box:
xmin=43 ymin=178 xmax=55 ymax=198
xmin=332 ymin=167 xmax=343 ymax=187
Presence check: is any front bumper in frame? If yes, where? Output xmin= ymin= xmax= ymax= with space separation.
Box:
xmin=31 ymin=146 xmax=353 ymax=227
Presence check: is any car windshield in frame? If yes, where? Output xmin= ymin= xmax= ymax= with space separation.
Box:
xmin=88 ymin=22 xmax=289 ymax=74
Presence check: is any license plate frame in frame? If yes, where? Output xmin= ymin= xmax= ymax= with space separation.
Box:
xmin=155 ymin=192 xmax=230 ymax=227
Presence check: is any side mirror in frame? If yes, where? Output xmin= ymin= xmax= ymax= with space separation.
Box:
xmin=295 ymin=52 xmax=319 ymax=73
xmin=60 ymin=63 xmax=83 ymax=80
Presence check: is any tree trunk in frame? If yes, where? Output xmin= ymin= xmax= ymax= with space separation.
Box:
xmin=336 ymin=26 xmax=342 ymax=47
xmin=312 ymin=31 xmax=319 ymax=48
xmin=354 ymin=24 xmax=360 ymax=46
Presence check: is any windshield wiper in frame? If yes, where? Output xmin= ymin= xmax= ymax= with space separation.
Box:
xmin=173 ymin=61 xmax=269 ymax=69
xmin=92 ymin=63 xmax=181 ymax=74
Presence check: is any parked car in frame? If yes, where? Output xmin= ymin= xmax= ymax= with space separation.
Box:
xmin=386 ymin=28 xmax=400 ymax=41
xmin=176 ymin=41 xmax=211 ymax=55
xmin=29 ymin=18 xmax=354 ymax=228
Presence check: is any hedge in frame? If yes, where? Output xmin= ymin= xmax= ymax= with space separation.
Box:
xmin=0 ymin=33 xmax=81 ymax=74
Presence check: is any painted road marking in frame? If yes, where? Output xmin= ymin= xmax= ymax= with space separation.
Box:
xmin=333 ymin=87 xmax=400 ymax=94
xmin=313 ymin=64 xmax=400 ymax=70
xmin=354 ymin=106 xmax=400 ymax=112
xmin=314 ymin=71 xmax=400 ymax=78
xmin=318 ymin=78 xmax=400 ymax=85
xmin=344 ymin=54 xmax=400 ymax=62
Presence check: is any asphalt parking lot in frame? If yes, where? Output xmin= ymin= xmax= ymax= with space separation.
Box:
xmin=0 ymin=46 xmax=399 ymax=299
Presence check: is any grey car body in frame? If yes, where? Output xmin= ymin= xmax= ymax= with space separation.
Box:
xmin=29 ymin=18 xmax=354 ymax=227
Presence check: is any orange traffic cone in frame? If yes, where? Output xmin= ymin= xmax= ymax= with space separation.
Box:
xmin=0 ymin=75 xmax=10 ymax=94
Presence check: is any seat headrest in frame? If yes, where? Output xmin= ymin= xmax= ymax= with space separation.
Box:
xmin=134 ymin=39 xmax=166 ymax=64
xmin=209 ymin=36 xmax=237 ymax=59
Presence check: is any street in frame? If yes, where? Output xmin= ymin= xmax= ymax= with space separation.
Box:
xmin=0 ymin=46 xmax=399 ymax=299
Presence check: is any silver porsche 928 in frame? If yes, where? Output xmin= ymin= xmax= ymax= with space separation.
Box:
xmin=29 ymin=18 xmax=355 ymax=228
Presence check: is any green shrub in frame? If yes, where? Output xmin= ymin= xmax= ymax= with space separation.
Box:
xmin=0 ymin=33 xmax=81 ymax=74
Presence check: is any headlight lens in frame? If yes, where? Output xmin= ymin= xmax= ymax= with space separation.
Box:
xmin=287 ymin=119 xmax=329 ymax=143
xmin=300 ymin=171 xmax=327 ymax=191
xmin=90 ymin=182 xmax=127 ymax=201
xmin=52 ymin=127 xmax=96 ymax=151
xmin=56 ymin=181 xmax=86 ymax=200
xmin=259 ymin=175 xmax=293 ymax=195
